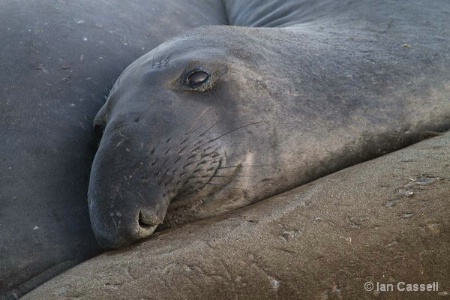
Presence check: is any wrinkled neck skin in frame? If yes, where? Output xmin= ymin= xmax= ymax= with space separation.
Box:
xmin=89 ymin=2 xmax=450 ymax=249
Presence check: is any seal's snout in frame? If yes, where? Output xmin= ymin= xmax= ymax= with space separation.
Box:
xmin=88 ymin=201 xmax=163 ymax=249
xmin=88 ymin=85 xmax=230 ymax=249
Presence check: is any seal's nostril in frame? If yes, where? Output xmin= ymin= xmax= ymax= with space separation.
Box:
xmin=138 ymin=210 xmax=158 ymax=229
xmin=137 ymin=210 xmax=160 ymax=239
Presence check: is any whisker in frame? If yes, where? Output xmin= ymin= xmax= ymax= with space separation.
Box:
xmin=187 ymin=106 xmax=212 ymax=133
xmin=188 ymin=121 xmax=261 ymax=151
xmin=206 ymin=182 xmax=247 ymax=190
xmin=198 ymin=119 xmax=222 ymax=137
xmin=217 ymin=164 xmax=269 ymax=169
xmin=211 ymin=174 xmax=252 ymax=178
xmin=183 ymin=119 xmax=215 ymax=136
xmin=207 ymin=121 xmax=261 ymax=143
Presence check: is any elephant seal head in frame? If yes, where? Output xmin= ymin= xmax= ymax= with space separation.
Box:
xmin=88 ymin=27 xmax=291 ymax=249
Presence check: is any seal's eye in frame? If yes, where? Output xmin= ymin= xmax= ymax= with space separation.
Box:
xmin=186 ymin=70 xmax=210 ymax=88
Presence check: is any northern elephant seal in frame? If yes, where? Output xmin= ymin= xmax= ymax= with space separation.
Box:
xmin=89 ymin=0 xmax=450 ymax=249
xmin=0 ymin=0 xmax=226 ymax=298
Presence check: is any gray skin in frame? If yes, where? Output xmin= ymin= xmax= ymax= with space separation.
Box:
xmin=0 ymin=0 xmax=226 ymax=298
xmin=89 ymin=0 xmax=450 ymax=249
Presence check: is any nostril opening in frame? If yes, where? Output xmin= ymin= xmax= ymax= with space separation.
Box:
xmin=138 ymin=211 xmax=157 ymax=230
xmin=134 ymin=117 xmax=140 ymax=123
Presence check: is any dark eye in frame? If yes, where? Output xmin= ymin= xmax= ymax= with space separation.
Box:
xmin=185 ymin=70 xmax=210 ymax=88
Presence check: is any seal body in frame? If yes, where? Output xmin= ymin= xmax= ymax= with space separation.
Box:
xmin=89 ymin=0 xmax=450 ymax=249
xmin=0 ymin=0 xmax=226 ymax=298
xmin=21 ymin=132 xmax=450 ymax=300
